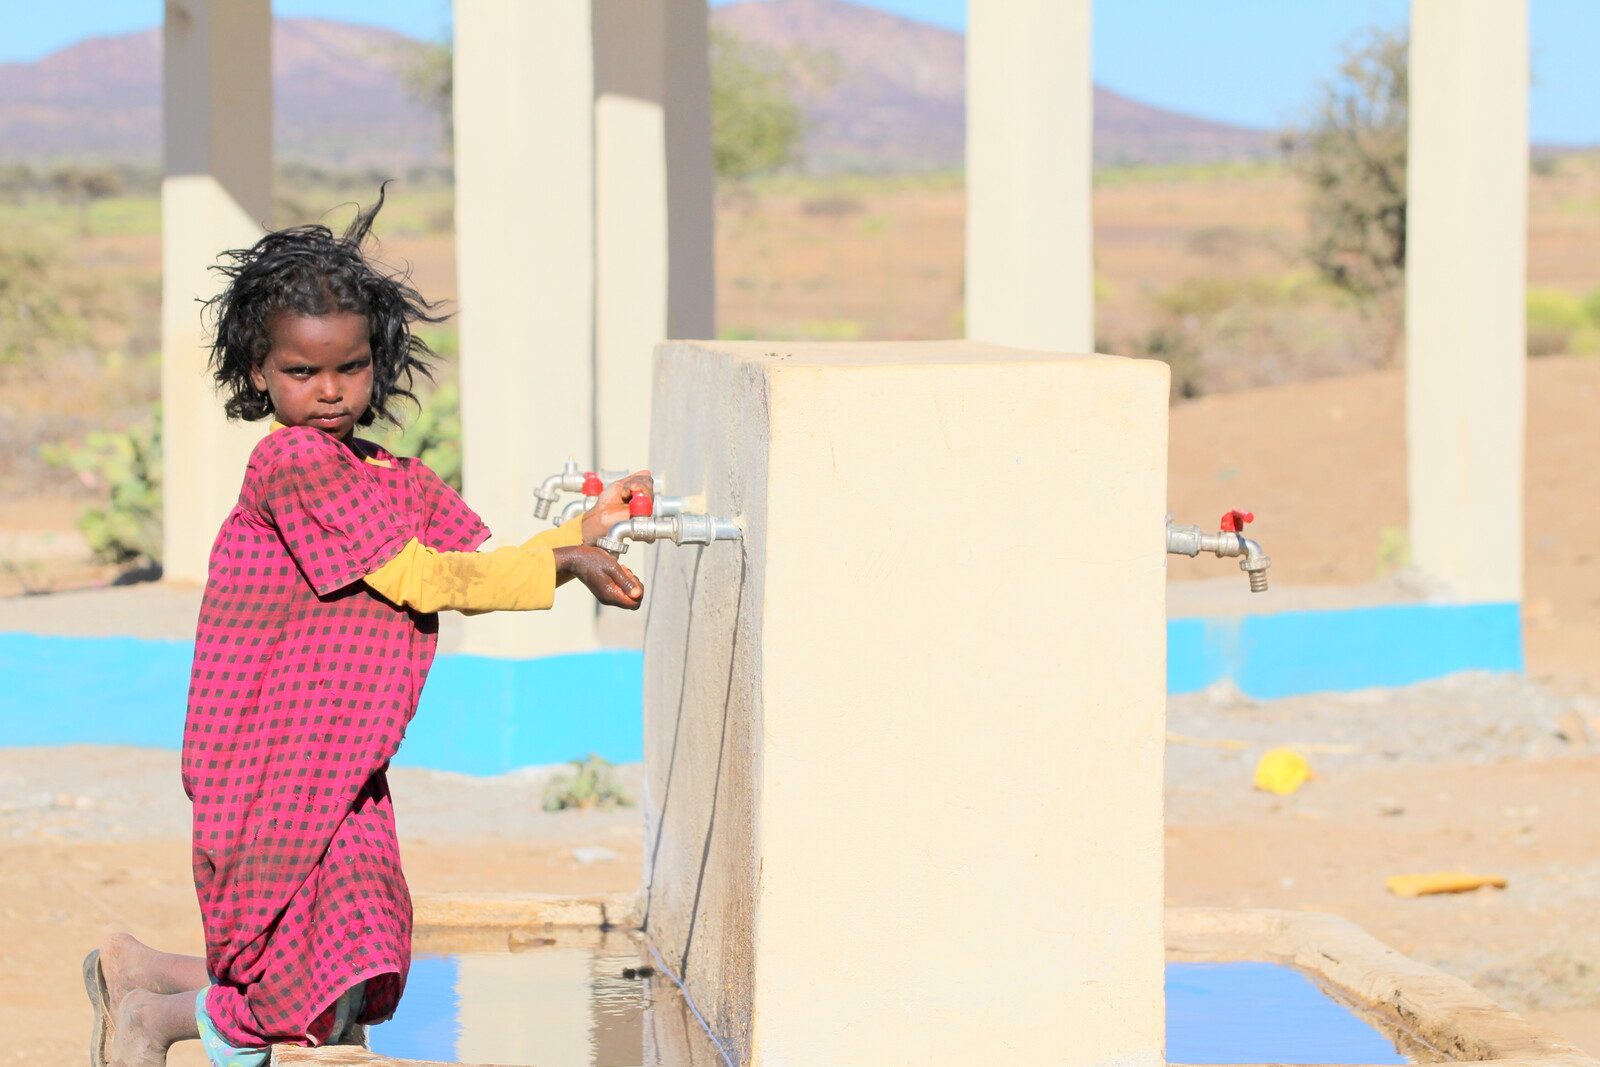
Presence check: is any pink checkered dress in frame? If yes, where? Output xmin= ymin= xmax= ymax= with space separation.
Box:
xmin=182 ymin=426 xmax=488 ymax=1048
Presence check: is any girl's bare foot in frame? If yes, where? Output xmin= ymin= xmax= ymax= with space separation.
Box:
xmin=97 ymin=934 xmax=208 ymax=1065
xmin=108 ymin=988 xmax=201 ymax=1067
xmin=99 ymin=933 xmax=208 ymax=1007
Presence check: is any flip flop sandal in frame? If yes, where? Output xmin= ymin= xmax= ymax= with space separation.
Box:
xmin=82 ymin=949 xmax=112 ymax=1067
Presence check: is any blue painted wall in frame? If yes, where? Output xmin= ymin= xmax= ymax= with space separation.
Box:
xmin=1165 ymin=601 xmax=1524 ymax=699
xmin=0 ymin=633 xmax=641 ymax=775
xmin=0 ymin=601 xmax=1522 ymax=773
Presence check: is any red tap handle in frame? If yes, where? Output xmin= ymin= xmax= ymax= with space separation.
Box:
xmin=1220 ymin=510 xmax=1255 ymax=533
xmin=581 ymin=472 xmax=604 ymax=496
xmin=629 ymin=493 xmax=654 ymax=517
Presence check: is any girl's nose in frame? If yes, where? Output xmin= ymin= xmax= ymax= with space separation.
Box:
xmin=317 ymin=375 xmax=342 ymax=401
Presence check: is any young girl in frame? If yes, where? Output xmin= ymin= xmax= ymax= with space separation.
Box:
xmin=82 ymin=192 xmax=650 ymax=1067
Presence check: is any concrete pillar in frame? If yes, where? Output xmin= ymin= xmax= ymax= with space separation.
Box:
xmin=594 ymin=0 xmax=716 ymax=473
xmin=1406 ymin=0 xmax=1528 ymax=604
xmin=965 ymin=0 xmax=1094 ymax=353
xmin=642 ymin=340 xmax=1169 ymax=1066
xmin=161 ymin=0 xmax=272 ymax=583
xmin=454 ymin=0 xmax=713 ymax=657
xmin=454 ymin=0 xmax=597 ymax=657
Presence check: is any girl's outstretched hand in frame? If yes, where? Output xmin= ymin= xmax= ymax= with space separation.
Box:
xmin=582 ymin=471 xmax=655 ymax=546
xmin=554 ymin=546 xmax=644 ymax=609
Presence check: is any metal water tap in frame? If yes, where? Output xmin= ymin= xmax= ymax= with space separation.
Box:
xmin=596 ymin=493 xmax=742 ymax=557
xmin=533 ymin=459 xmax=586 ymax=519
xmin=1166 ymin=510 xmax=1272 ymax=592
xmin=558 ymin=471 xmax=607 ymax=525
xmin=552 ymin=473 xmax=689 ymax=526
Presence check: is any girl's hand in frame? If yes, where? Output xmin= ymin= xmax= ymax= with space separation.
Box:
xmin=582 ymin=470 xmax=655 ymax=546
xmin=554 ymin=546 xmax=644 ymax=609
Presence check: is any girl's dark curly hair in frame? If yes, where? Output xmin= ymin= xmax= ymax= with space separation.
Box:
xmin=205 ymin=185 xmax=447 ymax=426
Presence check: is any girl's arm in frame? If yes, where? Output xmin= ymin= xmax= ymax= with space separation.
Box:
xmin=364 ymin=517 xmax=642 ymax=613
xmin=364 ymin=539 xmax=563 ymax=613
xmin=364 ymin=471 xmax=655 ymax=613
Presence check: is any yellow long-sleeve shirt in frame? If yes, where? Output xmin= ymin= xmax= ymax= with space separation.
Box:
xmin=363 ymin=518 xmax=585 ymax=613
xmin=268 ymin=421 xmax=585 ymax=613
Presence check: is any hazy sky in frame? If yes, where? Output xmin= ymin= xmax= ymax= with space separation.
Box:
xmin=6 ymin=1 xmax=1596 ymax=144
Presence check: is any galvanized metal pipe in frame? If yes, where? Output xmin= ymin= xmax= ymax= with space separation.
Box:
xmin=597 ymin=513 xmax=743 ymax=557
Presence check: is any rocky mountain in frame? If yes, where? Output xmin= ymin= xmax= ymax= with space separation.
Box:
xmin=715 ymin=0 xmax=1274 ymax=169
xmin=0 ymin=19 xmax=444 ymax=169
xmin=0 ymin=1 xmax=1273 ymax=171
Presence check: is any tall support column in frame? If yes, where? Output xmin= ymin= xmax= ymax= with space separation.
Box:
xmin=1406 ymin=0 xmax=1528 ymax=604
xmin=455 ymin=1 xmax=597 ymax=658
xmin=660 ymin=3 xmax=717 ymax=347
xmin=965 ymin=0 xmax=1094 ymax=353
xmin=455 ymin=0 xmax=713 ymax=658
xmin=161 ymin=0 xmax=272 ymax=583
xmin=593 ymin=0 xmax=715 ymax=474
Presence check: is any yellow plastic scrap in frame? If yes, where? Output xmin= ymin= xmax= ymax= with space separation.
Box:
xmin=1386 ymin=871 xmax=1508 ymax=898
xmin=1253 ymin=748 xmax=1313 ymax=795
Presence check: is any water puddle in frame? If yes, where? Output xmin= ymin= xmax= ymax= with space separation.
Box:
xmin=375 ymin=928 xmax=724 ymax=1066
xmin=1168 ymin=961 xmax=1413 ymax=1065
xmin=375 ymin=932 xmax=1423 ymax=1066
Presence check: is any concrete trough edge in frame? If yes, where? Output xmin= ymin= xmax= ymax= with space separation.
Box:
xmin=1168 ymin=906 xmax=1600 ymax=1067
xmin=410 ymin=889 xmax=641 ymax=932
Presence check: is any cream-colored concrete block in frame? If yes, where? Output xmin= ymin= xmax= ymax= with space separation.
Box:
xmin=643 ymin=341 xmax=1169 ymax=1066
xmin=966 ymin=0 xmax=1094 ymax=353
xmin=160 ymin=1 xmax=273 ymax=583
xmin=1406 ymin=0 xmax=1528 ymax=604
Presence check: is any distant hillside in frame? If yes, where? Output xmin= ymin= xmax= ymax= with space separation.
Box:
xmin=0 ymin=2 xmax=1274 ymax=171
xmin=714 ymin=0 xmax=1275 ymax=169
xmin=0 ymin=19 xmax=445 ymax=169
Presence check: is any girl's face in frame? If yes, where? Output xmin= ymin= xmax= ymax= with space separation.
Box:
xmin=250 ymin=312 xmax=374 ymax=439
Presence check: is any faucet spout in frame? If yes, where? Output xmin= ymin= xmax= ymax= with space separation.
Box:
xmin=533 ymin=459 xmax=585 ymax=519
xmin=1238 ymin=536 xmax=1270 ymax=593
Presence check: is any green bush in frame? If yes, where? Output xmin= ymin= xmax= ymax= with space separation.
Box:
xmin=1283 ymin=26 xmax=1408 ymax=366
xmin=541 ymin=754 xmax=630 ymax=812
xmin=372 ymin=380 xmax=462 ymax=491
xmin=42 ymin=411 xmax=164 ymax=568
xmin=0 ymin=236 xmax=92 ymax=364
xmin=1526 ymin=287 xmax=1588 ymax=357
xmin=711 ymin=26 xmax=813 ymax=180
xmin=1584 ymin=288 xmax=1600 ymax=328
